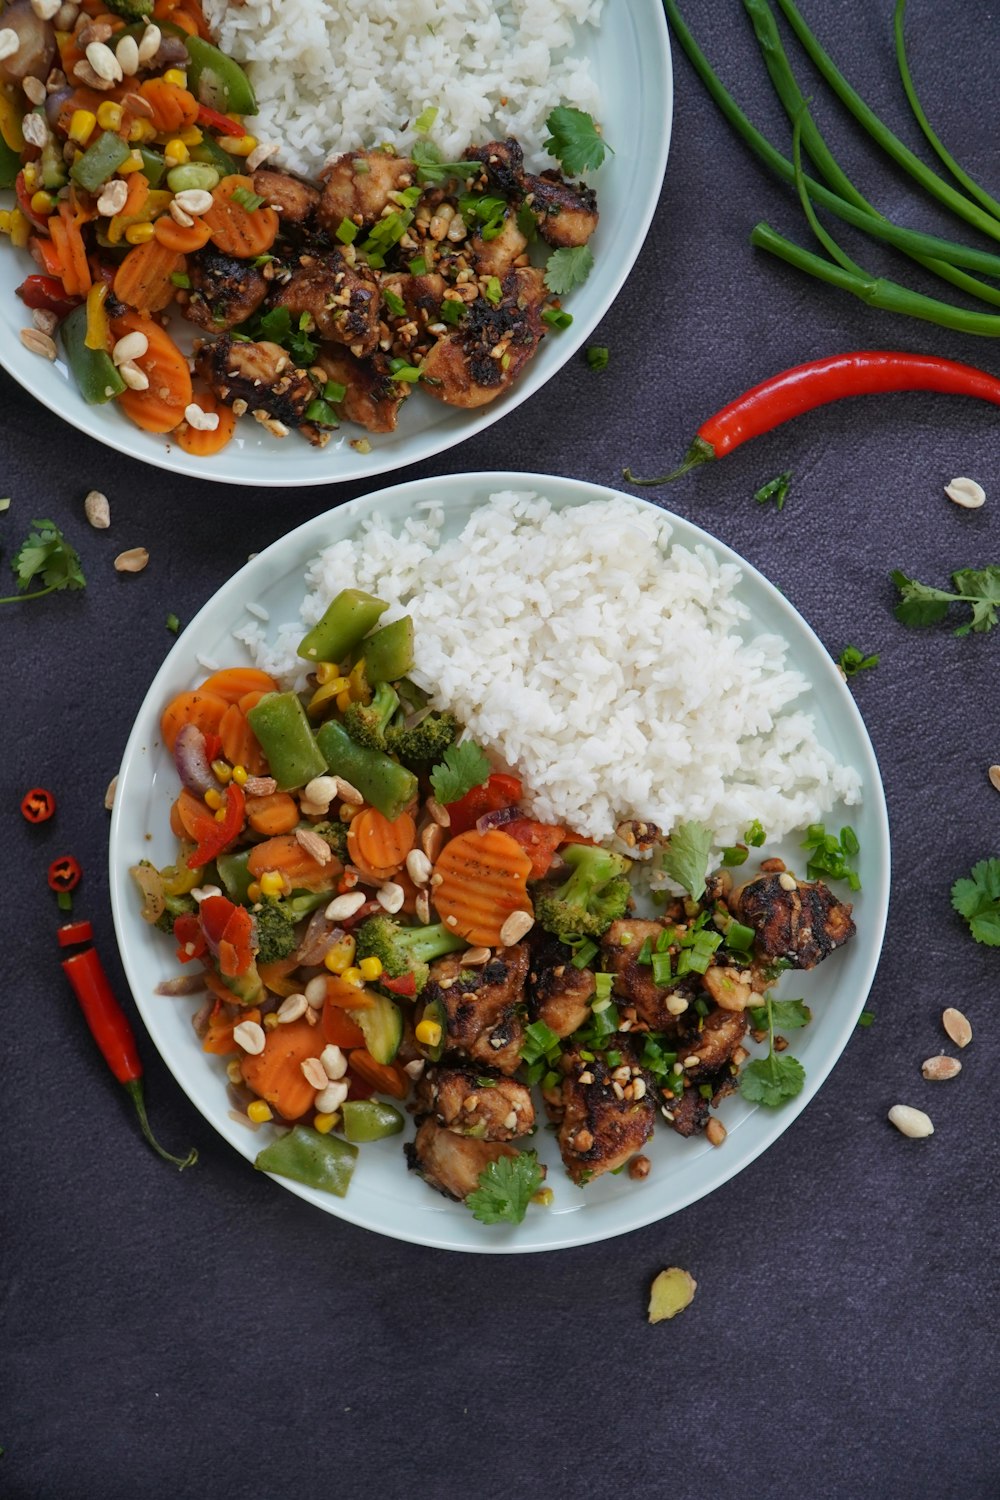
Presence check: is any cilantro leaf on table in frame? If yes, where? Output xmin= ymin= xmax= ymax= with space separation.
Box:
xmin=543 ymin=106 xmax=612 ymax=176
xmin=1 ymin=519 xmax=86 ymax=605
xmin=748 ymin=998 xmax=811 ymax=1031
xmin=429 ymin=739 xmax=491 ymax=805
xmin=740 ymin=995 xmax=806 ymax=1108
xmin=467 ymin=1150 xmax=544 ymax=1225
xmin=544 ymin=245 xmax=594 ymax=296
xmin=837 ymin=644 xmax=879 ymax=677
xmin=659 ymin=820 xmax=714 ymax=902
xmin=951 ymin=859 xmax=1000 ymax=946
xmin=891 ymin=565 xmax=1000 ymax=635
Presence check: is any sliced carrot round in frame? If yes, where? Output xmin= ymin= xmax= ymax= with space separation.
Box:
xmin=202 ymin=174 xmax=279 ymax=258
xmin=430 ymin=828 xmax=533 ymax=947
xmin=112 ymin=311 xmax=192 ymax=433
xmin=246 ymin=834 xmax=341 ymax=893
xmin=160 ymin=687 xmax=229 ymax=751
xmin=175 ymin=387 xmax=238 ymax=457
xmin=346 ymin=808 xmax=416 ymax=881
xmin=240 ymin=1016 xmax=325 ymax=1120
xmin=198 ymin=668 xmax=278 ymax=705
xmin=154 ymin=214 xmax=212 ymax=254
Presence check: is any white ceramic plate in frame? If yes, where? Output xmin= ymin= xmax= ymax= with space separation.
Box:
xmin=109 ymin=472 xmax=890 ymax=1252
xmin=0 ymin=0 xmax=671 ymax=486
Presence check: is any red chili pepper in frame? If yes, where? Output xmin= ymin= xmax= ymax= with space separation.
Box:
xmin=57 ymin=919 xmax=94 ymax=948
xmin=47 ymin=854 xmax=82 ymax=892
xmin=61 ymin=946 xmax=198 ymax=1169
xmin=174 ymin=913 xmax=207 ymax=964
xmin=185 ymin=782 xmax=245 ymax=868
xmin=16 ymin=171 xmax=51 ymax=234
xmin=625 ymin=351 xmax=1000 ymax=484
xmin=16 ymin=273 xmax=79 ymax=319
xmin=380 ymin=972 xmax=417 ymax=998
xmin=21 ymin=786 xmax=56 ymax=823
xmin=196 ymin=103 xmax=240 ymax=134
xmin=446 ymin=772 xmax=523 ymax=835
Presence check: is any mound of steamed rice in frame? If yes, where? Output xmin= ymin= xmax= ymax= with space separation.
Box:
xmin=236 ymin=491 xmax=862 ymax=845
xmin=202 ymin=0 xmax=603 ymax=179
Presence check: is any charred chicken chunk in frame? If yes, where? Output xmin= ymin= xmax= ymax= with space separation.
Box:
xmin=195 ymin=335 xmax=315 ymax=429
xmin=602 ymin=918 xmax=698 ymax=1030
xmin=420 ymin=266 xmax=547 ymax=409
xmin=318 ymin=150 xmax=415 ymax=233
xmin=382 ymin=271 xmax=448 ymax=323
xmin=252 ymin=168 xmax=320 ymax=225
xmin=665 ymin=1070 xmax=739 ymax=1138
xmin=271 ymin=251 xmax=380 ymax=355
xmin=675 ymin=1006 xmax=749 ymax=1080
xmin=424 ymin=945 xmax=529 ymax=1075
xmin=315 ymin=348 xmax=410 ymax=434
xmin=416 ymin=1067 xmax=534 ymax=1141
xmin=183 ymin=249 xmax=269 ymax=333
xmin=528 ymin=934 xmax=595 ymax=1038
xmin=468 ymin=212 xmax=529 ymax=277
xmin=464 ymin=138 xmax=526 ymax=197
xmin=522 ymin=170 xmax=599 ymax=248
xmin=556 ymin=1046 xmax=655 ymax=1184
xmin=732 ymin=873 xmax=856 ymax=969
xmin=405 ymin=1118 xmax=522 ymax=1202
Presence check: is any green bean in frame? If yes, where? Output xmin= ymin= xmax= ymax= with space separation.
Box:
xmin=893 ymin=0 xmax=1000 ymax=223
xmin=363 ymin=616 xmax=414 ymax=684
xmin=297 ymin=588 xmax=387 ymax=665
xmin=773 ymin=0 xmax=1000 ymax=243
xmin=245 ymin=692 xmax=328 ymax=791
xmin=315 ymin=720 xmax=418 ymax=824
xmin=254 ymin=1125 xmax=357 ymax=1197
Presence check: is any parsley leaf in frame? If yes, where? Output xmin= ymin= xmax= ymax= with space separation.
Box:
xmin=429 ymin=739 xmax=491 ymax=805
xmin=659 ymin=820 xmax=713 ymax=902
xmin=740 ymin=995 xmax=806 ymax=1107
xmin=749 ymin=998 xmax=811 ymax=1031
xmin=891 ymin=565 xmax=1000 ymax=635
xmin=544 ymin=245 xmax=594 ymax=296
xmin=543 ymin=106 xmax=612 ymax=176
xmin=951 ymin=858 xmax=1000 ymax=946
xmin=837 ymin=644 xmax=879 ymax=677
xmin=467 ymin=1150 xmax=544 ymax=1225
xmin=754 ymin=471 xmax=792 ymax=510
xmin=2 ymin=519 xmax=85 ymax=604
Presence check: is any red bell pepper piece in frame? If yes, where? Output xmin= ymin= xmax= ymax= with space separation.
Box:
xmin=174 ymin=913 xmax=207 ymax=964
xmin=380 ymin=972 xmax=417 ymax=998
xmin=446 ymin=772 xmax=522 ymax=835
xmin=196 ymin=103 xmax=240 ymax=134
xmin=503 ymin=818 xmax=566 ymax=879
xmin=185 ymin=782 xmax=245 ymax=868
xmin=199 ymin=894 xmax=255 ymax=976
xmin=16 ymin=273 xmax=79 ymax=319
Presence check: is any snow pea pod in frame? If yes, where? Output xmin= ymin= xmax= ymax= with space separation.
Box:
xmin=363 ymin=616 xmax=414 ymax=683
xmin=245 ymin=691 xmax=327 ymax=791
xmin=314 ymin=720 xmax=417 ymax=823
xmin=185 ymin=35 xmax=258 ymax=116
xmin=254 ymin=1124 xmax=357 ymax=1197
xmin=297 ymin=588 xmax=387 ymax=664
xmin=61 ymin=305 xmax=126 ymax=404
xmin=340 ymin=1099 xmax=404 ymax=1142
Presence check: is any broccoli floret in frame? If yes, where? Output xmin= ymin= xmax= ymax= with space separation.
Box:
xmin=311 ymin=818 xmax=350 ymax=862
xmin=252 ymin=900 xmax=298 ymax=965
xmin=104 ymin=0 xmax=153 ymax=18
xmin=533 ymin=844 xmax=632 ymax=942
xmin=342 ymin=681 xmax=400 ymax=752
xmin=354 ymin=914 xmax=467 ymax=994
xmin=154 ymin=891 xmax=198 ymax=935
xmin=385 ymin=709 xmax=459 ymax=768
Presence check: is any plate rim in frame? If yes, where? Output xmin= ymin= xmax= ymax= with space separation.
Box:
xmin=109 ymin=469 xmax=891 ymax=1253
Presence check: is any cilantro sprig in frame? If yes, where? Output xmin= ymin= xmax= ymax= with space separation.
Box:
xmin=543 ymin=106 xmax=612 ymax=176
xmin=837 ymin=644 xmax=879 ymax=677
xmin=429 ymin=739 xmax=491 ymax=805
xmin=544 ymin=244 xmax=594 ymax=296
xmin=659 ymin=820 xmax=713 ymax=902
xmin=467 ymin=1150 xmax=545 ymax=1225
xmin=951 ymin=859 xmax=1000 ymax=946
xmin=2 ymin=519 xmax=86 ymax=604
xmin=740 ymin=994 xmax=806 ymax=1108
xmin=891 ymin=565 xmax=1000 ymax=635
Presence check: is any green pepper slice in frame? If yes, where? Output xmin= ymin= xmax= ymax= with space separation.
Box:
xmin=61 ymin=306 xmax=127 ymax=405
xmin=363 ymin=616 xmax=414 ymax=683
xmin=70 ymin=131 xmax=132 ymax=194
xmin=340 ymin=1099 xmax=405 ymax=1143
xmin=254 ymin=1124 xmax=357 ymax=1197
xmin=189 ymin=133 xmax=240 ymax=179
xmin=245 ymin=691 xmax=328 ymax=792
xmin=185 ymin=35 xmax=258 ymax=115
xmin=297 ymin=588 xmax=388 ymax=664
xmin=136 ymin=145 xmax=166 ymax=188
xmin=216 ymin=849 xmax=253 ymax=905
xmin=315 ymin=720 xmax=417 ymax=823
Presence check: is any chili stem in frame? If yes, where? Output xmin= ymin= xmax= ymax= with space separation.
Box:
xmin=893 ymin=0 xmax=1000 ymax=223
xmin=123 ymin=1078 xmax=199 ymax=1170
xmin=663 ymin=0 xmax=1000 ymax=279
xmin=773 ymin=0 xmax=1000 ymax=244
xmin=750 ymin=221 xmax=1000 ymax=337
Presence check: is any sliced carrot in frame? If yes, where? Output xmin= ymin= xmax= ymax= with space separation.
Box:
xmin=348 ymin=1048 xmax=409 ymax=1100
xmin=122 ymin=173 xmax=150 ymax=221
xmin=202 ymin=174 xmax=279 ymax=258
xmin=139 ymin=77 xmax=199 ymax=133
xmin=219 ymin=702 xmax=267 ymax=776
xmin=160 ymin=688 xmax=229 ymax=752
xmin=237 ymin=688 xmax=270 ymax=715
xmin=245 ymin=791 xmax=300 ymax=837
xmin=197 ymin=667 xmax=278 ymax=704
xmin=240 ymin=1016 xmax=324 ymax=1121
xmin=154 ymin=214 xmax=212 ymax=254
xmin=346 ymin=808 xmax=416 ymax=880
xmin=113 ymin=237 xmax=183 ymax=313
xmin=258 ymin=957 xmax=301 ymax=998
xmin=173 ymin=786 xmax=212 ymax=842
xmin=112 ymin=311 xmax=192 ymax=432
xmin=201 ymin=989 xmax=256 ymax=1038
xmin=430 ymin=828 xmax=533 ymax=947
xmin=247 ymin=834 xmax=341 ymax=893
xmin=175 ymin=387 xmax=238 ymax=457
xmin=322 ymin=1001 xmax=367 ymax=1049
xmin=48 ymin=212 xmax=91 ymax=299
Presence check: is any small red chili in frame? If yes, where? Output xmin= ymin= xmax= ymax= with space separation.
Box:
xmin=21 ymin=787 xmax=56 ymax=823
xmin=48 ymin=854 xmax=82 ymax=892
xmin=57 ymin=919 xmax=94 ymax=948
xmin=380 ymin=972 xmax=417 ymax=998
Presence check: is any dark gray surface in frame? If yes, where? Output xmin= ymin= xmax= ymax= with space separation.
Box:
xmin=5 ymin=3 xmax=999 ymax=1496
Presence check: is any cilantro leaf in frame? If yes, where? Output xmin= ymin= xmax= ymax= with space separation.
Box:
xmin=429 ymin=739 xmax=491 ymax=805
xmin=659 ymin=820 xmax=713 ymax=902
xmin=2 ymin=519 xmax=86 ymax=605
xmin=543 ymin=106 xmax=611 ymax=176
xmin=246 ymin=306 xmax=319 ymax=367
xmin=754 ymin=471 xmax=792 ymax=510
xmin=749 ymin=998 xmax=811 ymax=1031
xmin=467 ymin=1150 xmax=544 ymax=1225
xmin=837 ymin=644 xmax=879 ymax=677
xmin=544 ymin=245 xmax=594 ymax=296
xmin=739 ymin=1051 xmax=806 ymax=1107
xmin=891 ymin=565 xmax=1000 ymax=634
xmin=951 ymin=858 xmax=1000 ymax=945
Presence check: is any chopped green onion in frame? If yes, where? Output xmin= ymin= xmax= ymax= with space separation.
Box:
xmin=745 ymin=820 xmax=766 ymax=847
xmin=591 ymin=996 xmax=612 ymax=1014
xmin=169 ymin=271 xmax=191 ymax=289
xmin=841 ymin=825 xmax=860 ymax=856
xmin=165 ymin=612 xmax=180 ymax=634
xmin=414 ymin=105 xmax=438 ymax=134
xmin=636 ymin=937 xmax=653 ymax=966
xmin=323 ymin=379 xmax=347 ymax=404
xmin=541 ymin=306 xmax=573 ymax=329
xmin=304 ymin=398 xmax=340 ymax=427
xmin=571 ymin=938 xmax=598 ymax=969
xmin=593 ymin=972 xmax=613 ymax=1003
xmin=542 ymin=1069 xmax=562 ymax=1092
xmin=383 ymin=288 xmax=407 ymax=318
xmin=0 ymin=498 xmax=10 ymax=512
xmin=231 ymin=186 xmax=264 ymax=212
xmin=336 ymin=217 xmax=359 ymax=244
xmin=438 ymin=297 xmax=465 ymax=325
xmin=726 ymin=920 xmax=756 ymax=953
xmin=699 ymin=1083 xmax=713 ymax=1100
xmin=408 ymin=256 xmax=427 ymax=275
xmin=585 ymin=344 xmax=609 ymax=370
xmin=651 ymin=952 xmax=673 ymax=986
xmin=484 ymin=276 xmax=502 ymax=306
xmin=387 ymin=357 xmax=422 ymax=384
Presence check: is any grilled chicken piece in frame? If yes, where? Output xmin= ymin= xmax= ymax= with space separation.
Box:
xmin=183 ymin=248 xmax=269 ymax=332
xmin=523 ymin=170 xmax=599 ymax=247
xmin=602 ymin=918 xmax=699 ymax=1030
xmin=315 ymin=348 xmax=410 ymax=433
xmin=405 ymin=1118 xmax=522 ymax=1202
xmin=556 ymin=1045 xmax=655 ymax=1184
xmin=469 ymin=211 xmax=528 ymax=276
xmin=732 ymin=873 xmax=856 ymax=969
xmin=528 ymin=934 xmax=595 ymax=1038
xmin=465 ymin=137 xmax=526 ymax=196
xmin=415 ymin=1067 xmax=534 ymax=1141
xmin=252 ymin=168 xmax=320 ymax=225
xmin=382 ymin=271 xmax=447 ymax=322
xmin=318 ymin=150 xmax=414 ymax=232
xmin=195 ymin=335 xmax=315 ymax=428
xmin=272 ymin=251 xmax=380 ymax=355
xmin=424 ymin=945 xmax=529 ymax=1075
xmin=676 ymin=1008 xmax=748 ymax=1080
xmin=666 ymin=1070 xmax=739 ymax=1138
xmin=420 ymin=266 xmax=547 ymax=409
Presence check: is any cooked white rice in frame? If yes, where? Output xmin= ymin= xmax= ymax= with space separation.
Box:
xmin=236 ymin=491 xmax=862 ymax=845
xmin=202 ymin=0 xmax=603 ymax=178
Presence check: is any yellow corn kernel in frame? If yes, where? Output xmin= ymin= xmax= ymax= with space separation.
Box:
xmin=532 ymin=1187 xmax=554 ymax=1207
xmin=210 ymin=758 xmax=233 ymax=783
xmin=68 ymin=109 xmax=97 ymax=145
xmin=9 ymin=209 xmax=29 ymax=248
xmin=204 ymin=788 xmax=224 ymax=810
xmin=335 ymin=689 xmax=352 ymax=713
xmin=324 ymin=937 xmax=356 ymax=974
xmin=128 ymin=118 xmax=158 ymax=143
xmin=313 ymin=1112 xmax=339 ymax=1134
xmin=162 ymin=68 xmax=187 ymax=87
xmin=214 ymin=807 xmax=227 ymax=822
xmin=316 ymin=663 xmax=348 ymax=687
xmin=117 ymin=149 xmax=144 ymax=174
xmin=96 ymin=100 xmax=123 ymax=131
xmin=124 ymin=221 xmax=155 ymax=244
xmin=30 ymin=190 xmax=54 ymax=216
xmin=164 ymin=138 xmax=189 ymax=166
xmin=263 ymin=1012 xmax=280 ymax=1031
xmin=247 ymin=1099 xmax=273 ymax=1123
xmin=0 ymin=210 xmax=11 ymax=234
xmin=232 ymin=764 xmax=248 ymax=785
xmin=359 ymin=956 xmax=383 ymax=981
xmin=179 ymin=125 xmax=203 ymax=145
xmin=20 ymin=161 xmax=38 ymax=190
xmin=218 ymin=133 xmax=257 ymax=156
xmin=415 ymin=1019 xmax=442 ymax=1048
xmin=259 ymin=871 xmax=285 ymax=897
xmin=226 ymin=1059 xmax=243 ymax=1084
xmin=339 ymin=804 xmax=358 ymax=823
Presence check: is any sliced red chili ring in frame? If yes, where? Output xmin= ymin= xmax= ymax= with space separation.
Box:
xmin=21 ymin=786 xmax=56 ymax=823
xmin=48 ymin=855 xmax=82 ymax=892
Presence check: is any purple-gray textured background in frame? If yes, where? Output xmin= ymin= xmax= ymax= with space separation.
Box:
xmin=5 ymin=3 xmax=999 ymax=1496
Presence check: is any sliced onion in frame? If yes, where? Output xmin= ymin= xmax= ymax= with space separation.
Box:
xmin=44 ymin=86 xmax=72 ymax=129
xmin=294 ymin=910 xmax=340 ymax=966
xmin=191 ymin=996 xmax=214 ymax=1036
xmin=404 ymin=705 xmax=432 ymax=730
xmin=476 ymin=804 xmax=521 ymax=835
xmin=155 ymin=973 xmax=207 ymax=996
xmin=130 ymin=862 xmax=165 ymax=923
xmin=173 ymin=722 xmax=220 ymax=795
